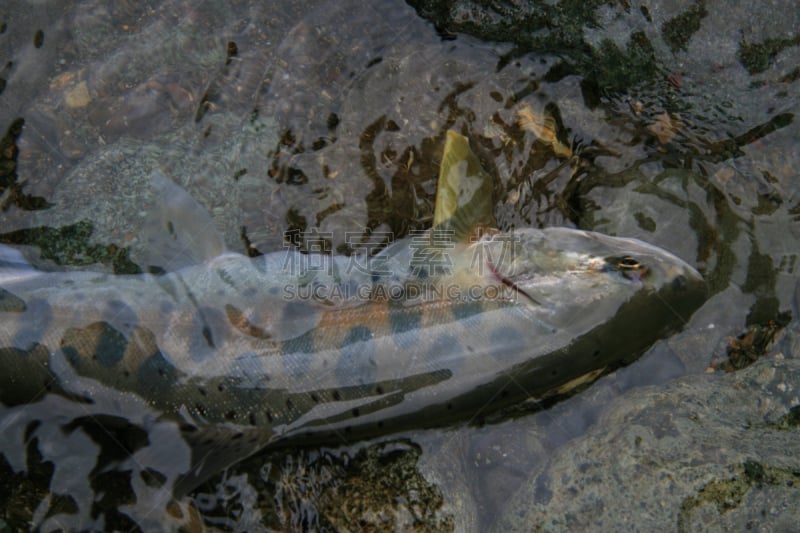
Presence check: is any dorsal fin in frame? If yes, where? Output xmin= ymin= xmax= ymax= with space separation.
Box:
xmin=139 ymin=171 xmax=227 ymax=271
xmin=432 ymin=130 xmax=496 ymax=243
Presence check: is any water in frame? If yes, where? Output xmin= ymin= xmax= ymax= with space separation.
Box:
xmin=1 ymin=0 xmax=798 ymax=530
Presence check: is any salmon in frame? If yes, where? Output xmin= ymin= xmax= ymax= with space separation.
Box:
xmin=0 ymin=131 xmax=706 ymax=492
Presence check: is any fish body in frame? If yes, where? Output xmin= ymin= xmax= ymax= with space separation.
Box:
xmin=0 ymin=227 xmax=705 ymax=486
xmin=0 ymin=132 xmax=706 ymax=490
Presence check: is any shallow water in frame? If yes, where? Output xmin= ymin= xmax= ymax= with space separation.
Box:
xmin=1 ymin=0 xmax=798 ymax=530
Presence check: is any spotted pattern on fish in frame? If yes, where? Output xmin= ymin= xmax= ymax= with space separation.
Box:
xmin=12 ymin=298 xmax=52 ymax=351
xmin=281 ymin=330 xmax=316 ymax=379
xmin=61 ymin=322 xmax=128 ymax=369
xmin=0 ymin=231 xmax=707 ymax=501
xmin=336 ymin=325 xmax=377 ymax=386
xmin=390 ymin=306 xmax=422 ymax=349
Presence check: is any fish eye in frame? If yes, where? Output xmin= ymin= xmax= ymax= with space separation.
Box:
xmin=605 ymin=255 xmax=648 ymax=280
xmin=617 ymin=256 xmax=641 ymax=269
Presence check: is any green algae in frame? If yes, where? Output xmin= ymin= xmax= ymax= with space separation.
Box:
xmin=0 ymin=221 xmax=141 ymax=274
xmin=677 ymin=460 xmax=800 ymax=532
xmin=739 ymin=35 xmax=800 ymax=74
xmin=661 ymin=2 xmax=708 ymax=53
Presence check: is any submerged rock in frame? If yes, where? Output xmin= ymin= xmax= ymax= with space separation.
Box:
xmin=496 ymin=353 xmax=800 ymax=531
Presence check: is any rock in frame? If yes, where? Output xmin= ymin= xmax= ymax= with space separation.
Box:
xmin=495 ymin=356 xmax=800 ymax=531
xmin=64 ymin=80 xmax=91 ymax=108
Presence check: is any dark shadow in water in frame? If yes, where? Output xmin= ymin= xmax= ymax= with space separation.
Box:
xmin=0 ymin=118 xmax=52 ymax=211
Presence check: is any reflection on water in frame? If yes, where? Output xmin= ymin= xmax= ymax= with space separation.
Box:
xmin=1 ymin=0 xmax=799 ymax=530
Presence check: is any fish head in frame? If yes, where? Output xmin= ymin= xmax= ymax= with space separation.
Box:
xmin=483 ymin=227 xmax=707 ymax=344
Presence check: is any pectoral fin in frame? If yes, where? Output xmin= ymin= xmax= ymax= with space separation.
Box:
xmin=432 ymin=130 xmax=496 ymax=243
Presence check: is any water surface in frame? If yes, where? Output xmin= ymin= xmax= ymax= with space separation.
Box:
xmin=1 ymin=0 xmax=798 ymax=530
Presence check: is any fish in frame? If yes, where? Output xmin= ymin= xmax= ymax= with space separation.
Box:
xmin=0 ymin=131 xmax=707 ymax=493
